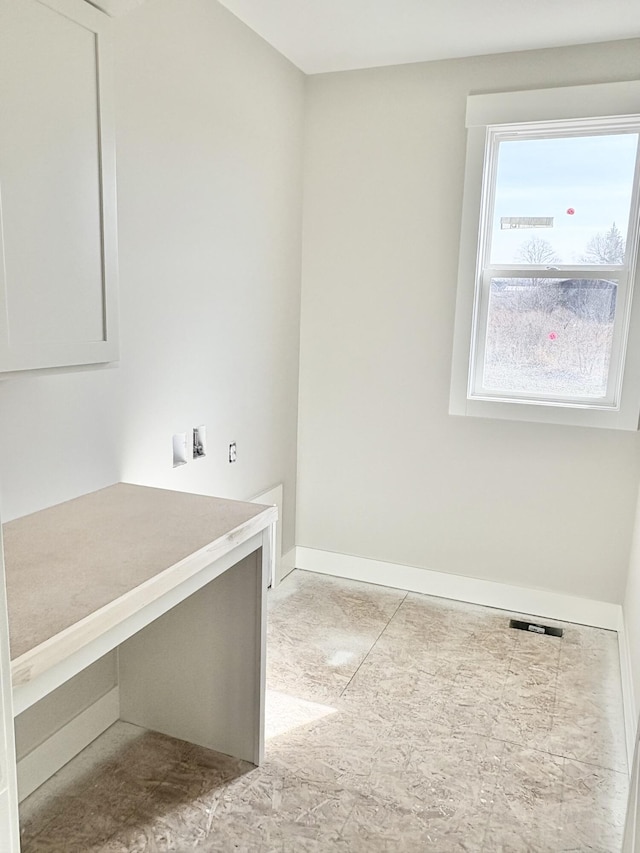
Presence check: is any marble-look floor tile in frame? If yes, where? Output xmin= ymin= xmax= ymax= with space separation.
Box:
xmin=267 ymin=570 xmax=405 ymax=702
xmin=547 ymin=712 xmax=628 ymax=773
xmin=267 ymin=570 xmax=405 ymax=636
xmin=481 ymin=827 xmax=567 ymax=852
xmin=509 ymin=637 xmax=562 ymax=670
xmin=354 ymin=730 xmax=505 ymax=816
xmin=266 ymin=710 xmax=396 ymax=792
xmin=560 ymin=642 xmax=620 ymax=671
xmin=22 ymin=730 xmax=246 ymax=853
xmin=446 ymin=683 xmax=503 ymax=737
xmin=19 ymin=722 xmax=147 ymax=846
xmin=19 ymin=571 xmax=628 ymax=852
xmin=340 ymin=649 xmax=455 ymax=711
xmin=505 ymin=655 xmax=558 ymax=688
xmin=381 ymin=593 xmax=488 ymax=642
xmin=555 ymin=651 xmax=624 ymax=720
xmin=554 ymin=684 xmax=623 ymax=720
xmin=491 ymin=702 xmax=555 ymax=752
xmin=560 ymin=623 xmax=618 ymax=651
xmin=340 ymin=789 xmax=489 ymax=852
xmin=556 ymin=759 xmax=628 ymax=852
xmin=265 ymin=688 xmax=339 ymax=740
xmin=484 ymin=745 xmax=564 ymax=851
xmin=210 ymin=772 xmax=358 ymax=852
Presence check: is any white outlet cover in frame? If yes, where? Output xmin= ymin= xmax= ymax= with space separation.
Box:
xmin=172 ymin=433 xmax=188 ymax=467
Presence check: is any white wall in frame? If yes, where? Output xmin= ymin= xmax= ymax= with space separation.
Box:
xmin=0 ymin=0 xmax=304 ymax=542
xmin=298 ymin=39 xmax=640 ymax=605
xmin=14 ymin=656 xmax=117 ymax=761
xmin=4 ymin=1 xmax=640 ymax=780
xmin=0 ymin=369 xmax=121 ymax=522
xmin=5 ymin=0 xmax=304 ymax=765
xmin=115 ymin=0 xmax=304 ymax=553
xmin=623 ymin=485 xmax=640 ymax=735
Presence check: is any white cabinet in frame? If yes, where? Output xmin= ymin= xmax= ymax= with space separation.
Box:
xmin=0 ymin=0 xmax=118 ymax=374
xmin=0 ymin=528 xmax=19 ymax=853
xmin=0 ymin=789 xmax=19 ymax=853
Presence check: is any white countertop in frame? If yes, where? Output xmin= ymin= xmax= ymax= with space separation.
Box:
xmin=3 ymin=483 xmax=277 ymax=693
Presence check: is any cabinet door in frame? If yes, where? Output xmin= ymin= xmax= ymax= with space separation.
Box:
xmin=0 ymin=0 xmax=118 ymax=373
xmin=0 ymin=525 xmax=19 ymax=852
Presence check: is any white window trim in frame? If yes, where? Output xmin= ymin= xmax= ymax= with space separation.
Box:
xmin=450 ymin=80 xmax=640 ymax=430
xmin=473 ymin=117 xmax=640 ymax=410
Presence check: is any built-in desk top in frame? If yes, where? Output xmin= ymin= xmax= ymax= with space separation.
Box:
xmin=3 ymin=484 xmax=275 ymax=679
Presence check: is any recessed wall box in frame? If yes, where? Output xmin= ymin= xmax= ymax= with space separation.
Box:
xmin=193 ymin=425 xmax=207 ymax=459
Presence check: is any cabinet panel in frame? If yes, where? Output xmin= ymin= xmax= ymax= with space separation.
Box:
xmin=0 ymin=787 xmax=18 ymax=853
xmin=0 ymin=526 xmax=19 ymax=852
xmin=0 ymin=0 xmax=118 ymax=373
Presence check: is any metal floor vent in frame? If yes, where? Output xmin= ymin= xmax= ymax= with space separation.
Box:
xmin=509 ymin=619 xmax=563 ymax=638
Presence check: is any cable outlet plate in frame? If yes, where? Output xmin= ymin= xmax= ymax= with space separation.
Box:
xmin=228 ymin=442 xmax=237 ymax=463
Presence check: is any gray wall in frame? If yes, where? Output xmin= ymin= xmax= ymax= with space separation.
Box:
xmin=297 ymin=39 xmax=640 ymax=604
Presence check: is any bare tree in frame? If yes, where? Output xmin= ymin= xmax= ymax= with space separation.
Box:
xmin=561 ymin=223 xmax=625 ymax=324
xmin=581 ymin=222 xmax=626 ymax=265
xmin=516 ymin=236 xmax=561 ymax=266
xmin=515 ymin=236 xmax=561 ymax=313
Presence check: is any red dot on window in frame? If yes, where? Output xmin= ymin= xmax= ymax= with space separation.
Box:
xmin=566 ymin=208 xmax=575 ymax=215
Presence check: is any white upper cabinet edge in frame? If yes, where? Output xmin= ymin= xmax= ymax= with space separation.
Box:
xmin=0 ymin=0 xmax=119 ymax=375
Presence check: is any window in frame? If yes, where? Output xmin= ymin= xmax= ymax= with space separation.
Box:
xmin=450 ymin=82 xmax=640 ymax=430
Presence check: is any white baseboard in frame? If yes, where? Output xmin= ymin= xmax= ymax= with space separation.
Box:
xmin=278 ymin=548 xmax=296 ymax=586
xmin=17 ymin=686 xmax=120 ymax=802
xmin=294 ymin=547 xmax=622 ymax=630
xmin=618 ymin=611 xmax=638 ymax=775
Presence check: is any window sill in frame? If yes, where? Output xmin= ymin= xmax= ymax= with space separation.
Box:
xmin=449 ymin=391 xmax=639 ymax=430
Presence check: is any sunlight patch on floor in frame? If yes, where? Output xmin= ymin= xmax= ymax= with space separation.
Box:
xmin=265 ymin=689 xmax=337 ymax=740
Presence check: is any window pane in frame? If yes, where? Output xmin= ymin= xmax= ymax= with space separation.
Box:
xmin=483 ymin=278 xmax=617 ymax=398
xmin=490 ymin=133 xmax=638 ymax=266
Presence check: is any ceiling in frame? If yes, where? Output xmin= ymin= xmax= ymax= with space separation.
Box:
xmin=215 ymin=0 xmax=640 ymax=75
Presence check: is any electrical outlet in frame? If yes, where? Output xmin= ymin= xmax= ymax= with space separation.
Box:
xmin=193 ymin=425 xmax=207 ymax=459
xmin=228 ymin=441 xmax=237 ymax=463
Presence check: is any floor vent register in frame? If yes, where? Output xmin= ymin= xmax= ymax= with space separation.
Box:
xmin=509 ymin=618 xmax=563 ymax=638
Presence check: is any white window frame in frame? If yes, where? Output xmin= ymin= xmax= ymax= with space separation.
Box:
xmin=450 ymin=81 xmax=640 ymax=430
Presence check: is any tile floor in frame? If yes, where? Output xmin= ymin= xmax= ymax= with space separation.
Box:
xmin=19 ymin=570 xmax=629 ymax=852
